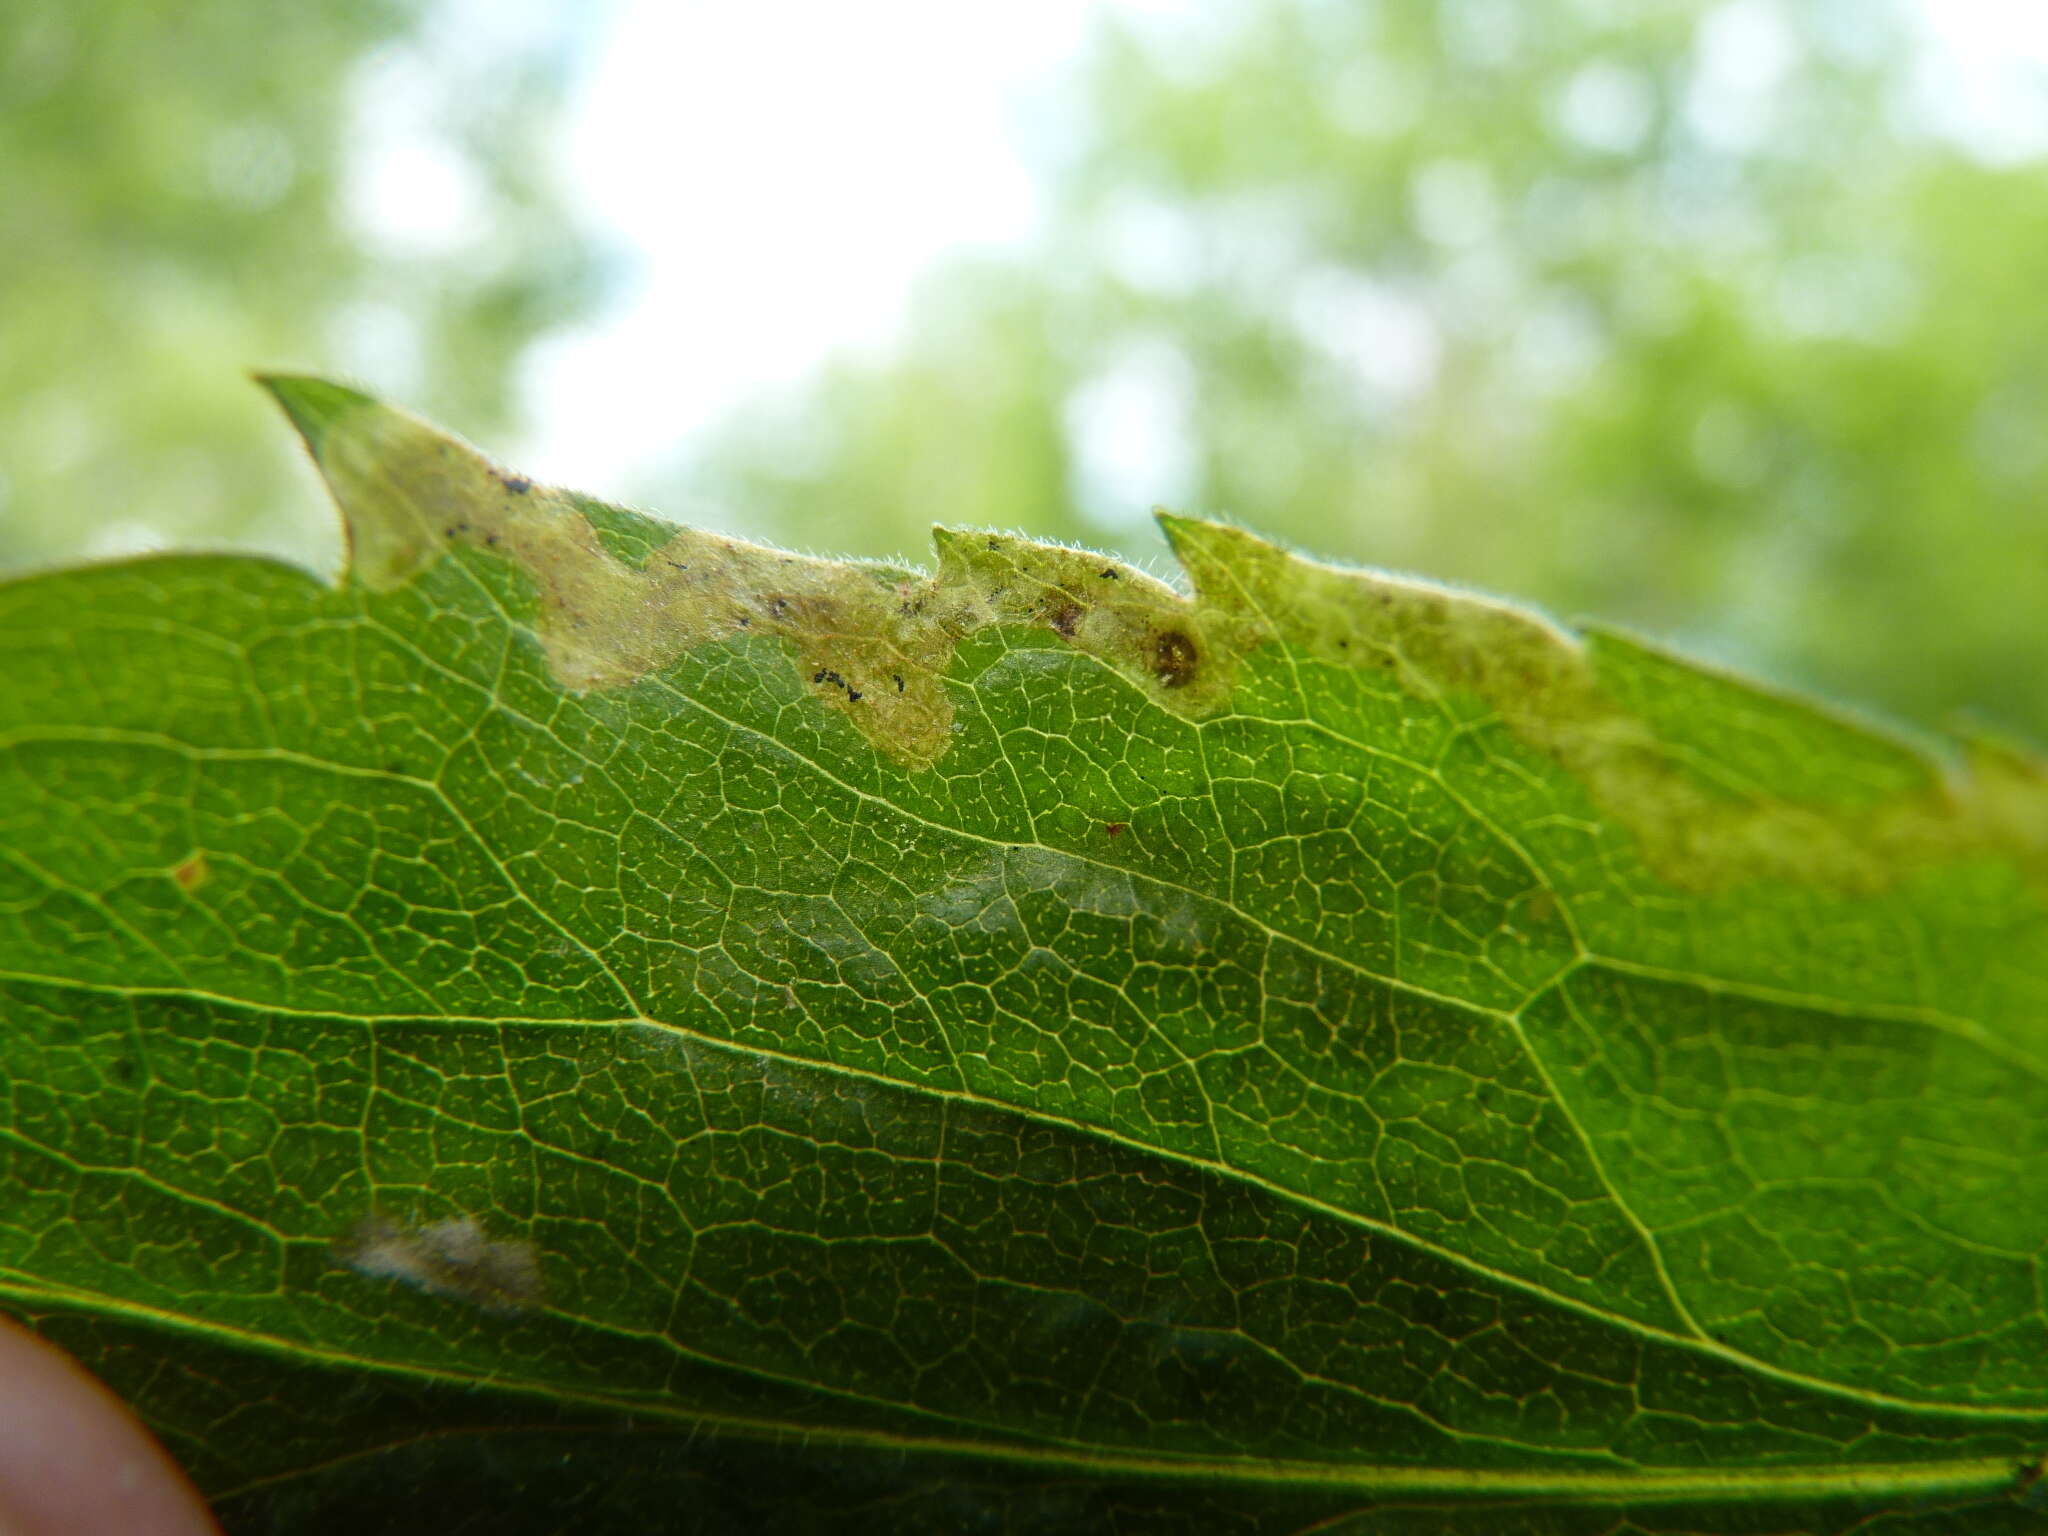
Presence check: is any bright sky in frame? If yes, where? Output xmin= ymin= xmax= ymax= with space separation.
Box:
xmin=455 ymin=0 xmax=2048 ymax=493
xmin=516 ymin=0 xmax=1154 ymax=489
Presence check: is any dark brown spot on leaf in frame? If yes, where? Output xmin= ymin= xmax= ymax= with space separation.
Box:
xmin=170 ymin=852 xmax=209 ymax=893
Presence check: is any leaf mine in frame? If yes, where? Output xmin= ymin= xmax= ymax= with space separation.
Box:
xmin=335 ymin=1214 xmax=545 ymax=1315
xmin=267 ymin=375 xmax=2045 ymax=898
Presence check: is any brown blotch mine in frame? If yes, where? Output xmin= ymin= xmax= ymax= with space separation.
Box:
xmin=283 ymin=384 xmax=1256 ymax=768
xmin=1152 ymin=629 xmax=1199 ymax=688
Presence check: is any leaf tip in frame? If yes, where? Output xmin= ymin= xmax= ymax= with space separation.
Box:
xmin=254 ymin=373 xmax=376 ymax=460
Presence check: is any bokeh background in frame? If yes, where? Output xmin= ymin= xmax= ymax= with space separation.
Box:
xmin=5 ymin=0 xmax=2045 ymax=741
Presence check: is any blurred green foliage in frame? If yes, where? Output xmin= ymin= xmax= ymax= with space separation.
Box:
xmin=10 ymin=0 xmax=2042 ymax=741
xmin=0 ymin=0 xmax=600 ymax=573
xmin=677 ymin=0 xmax=2048 ymax=741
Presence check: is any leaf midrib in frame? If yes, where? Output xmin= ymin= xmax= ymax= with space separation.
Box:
xmin=3 ymin=1274 xmax=2038 ymax=1513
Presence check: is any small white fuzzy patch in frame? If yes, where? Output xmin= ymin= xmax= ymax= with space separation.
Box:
xmin=337 ymin=1214 xmax=544 ymax=1314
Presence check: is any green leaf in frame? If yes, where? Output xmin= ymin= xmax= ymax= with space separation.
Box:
xmin=2 ymin=379 xmax=2046 ymax=1534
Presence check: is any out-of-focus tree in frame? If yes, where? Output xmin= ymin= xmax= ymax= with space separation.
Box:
xmin=0 ymin=0 xmax=603 ymax=572
xmin=676 ymin=0 xmax=2048 ymax=740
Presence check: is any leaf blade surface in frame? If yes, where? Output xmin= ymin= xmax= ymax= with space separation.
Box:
xmin=0 ymin=381 xmax=2044 ymax=1531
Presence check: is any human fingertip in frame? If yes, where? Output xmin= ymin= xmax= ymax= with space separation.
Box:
xmin=0 ymin=1314 xmax=220 ymax=1536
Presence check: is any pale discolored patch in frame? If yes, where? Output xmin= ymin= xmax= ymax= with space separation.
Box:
xmin=336 ymin=1213 xmax=544 ymax=1314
